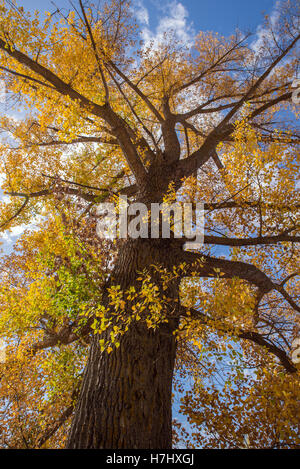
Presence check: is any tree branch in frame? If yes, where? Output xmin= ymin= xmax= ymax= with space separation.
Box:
xmin=203 ymin=233 xmax=300 ymax=246
xmin=179 ymin=305 xmax=297 ymax=373
xmin=29 ymin=321 xmax=92 ymax=356
xmin=0 ymin=38 xmax=148 ymax=185
xmin=179 ymin=251 xmax=300 ymax=313
xmin=0 ymin=196 xmax=29 ymax=230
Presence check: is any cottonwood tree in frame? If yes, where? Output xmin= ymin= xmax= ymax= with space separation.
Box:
xmin=0 ymin=0 xmax=299 ymax=449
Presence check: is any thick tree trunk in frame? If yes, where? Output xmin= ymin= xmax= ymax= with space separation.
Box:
xmin=67 ymin=239 xmax=180 ymax=448
xmin=67 ymin=320 xmax=177 ymax=448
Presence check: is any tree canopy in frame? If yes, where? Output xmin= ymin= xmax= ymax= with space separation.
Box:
xmin=0 ymin=0 xmax=299 ymax=449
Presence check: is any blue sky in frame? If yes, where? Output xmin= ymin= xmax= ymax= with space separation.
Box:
xmin=18 ymin=0 xmax=278 ymax=36
xmin=16 ymin=1 xmax=281 ymax=54
xmin=136 ymin=0 xmax=278 ymax=37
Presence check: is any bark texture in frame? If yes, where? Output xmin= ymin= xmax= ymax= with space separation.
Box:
xmin=67 ymin=238 xmax=180 ymax=448
xmin=67 ymin=320 xmax=177 ymax=448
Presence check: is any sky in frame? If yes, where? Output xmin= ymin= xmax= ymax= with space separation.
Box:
xmin=17 ymin=0 xmax=278 ymax=37
xmin=16 ymin=0 xmax=281 ymax=53
xmin=15 ymin=0 xmax=282 ymax=52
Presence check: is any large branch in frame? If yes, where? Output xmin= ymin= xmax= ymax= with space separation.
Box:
xmin=178 ymin=251 xmax=300 ymax=313
xmin=161 ymin=99 xmax=181 ymax=162
xmin=0 ymin=39 xmax=147 ymax=185
xmin=203 ymin=201 xmax=300 ymax=211
xmin=174 ymin=83 xmax=292 ymax=121
xmin=4 ymin=187 xmax=97 ymax=204
xmin=174 ymin=35 xmax=299 ymax=180
xmin=174 ymin=34 xmax=250 ymax=94
xmin=107 ymin=61 xmax=164 ymax=123
xmin=212 ymin=33 xmax=300 ymax=133
xmin=248 ymin=91 xmax=292 ymax=120
xmin=180 ymin=251 xmax=275 ymax=292
xmin=29 ymin=321 xmax=92 ymax=356
xmin=79 ymin=0 xmax=109 ymax=104
xmin=0 ymin=196 xmax=29 ymax=229
xmin=179 ymin=305 xmax=297 ymax=373
xmin=175 ymin=139 xmax=218 ymax=180
xmin=14 ymin=135 xmax=118 ymax=149
xmin=203 ymin=233 xmax=300 ymax=246
xmin=2 ymin=172 xmax=137 ymax=229
xmin=36 ymin=403 xmax=74 ymax=448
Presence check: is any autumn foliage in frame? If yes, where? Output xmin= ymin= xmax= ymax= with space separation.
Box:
xmin=0 ymin=0 xmax=299 ymax=448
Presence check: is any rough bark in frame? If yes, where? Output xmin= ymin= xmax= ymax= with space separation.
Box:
xmin=67 ymin=238 xmax=180 ymax=449
xmin=67 ymin=319 xmax=178 ymax=448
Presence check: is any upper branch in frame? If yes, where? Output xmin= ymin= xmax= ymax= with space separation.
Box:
xmin=178 ymin=251 xmax=300 ymax=313
xmin=173 ymin=33 xmax=299 ymax=181
xmin=0 ymin=39 xmax=148 ymax=185
xmin=203 ymin=233 xmax=300 ymax=246
xmin=212 ymin=32 xmax=300 ymax=133
xmin=179 ymin=305 xmax=297 ymax=373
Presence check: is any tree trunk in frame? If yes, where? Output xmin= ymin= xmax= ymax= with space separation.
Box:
xmin=67 ymin=320 xmax=177 ymax=448
xmin=67 ymin=239 xmax=180 ymax=448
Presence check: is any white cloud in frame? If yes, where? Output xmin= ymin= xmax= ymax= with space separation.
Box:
xmin=136 ymin=1 xmax=195 ymax=50
xmin=0 ymin=214 xmax=44 ymax=250
xmin=135 ymin=0 xmax=149 ymax=25
xmin=251 ymin=1 xmax=281 ymax=54
xmin=0 ymin=223 xmax=28 ymax=245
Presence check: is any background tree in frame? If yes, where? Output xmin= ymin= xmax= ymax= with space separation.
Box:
xmin=0 ymin=0 xmax=299 ymax=448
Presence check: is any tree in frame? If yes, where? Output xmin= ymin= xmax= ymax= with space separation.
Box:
xmin=0 ymin=0 xmax=299 ymax=449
